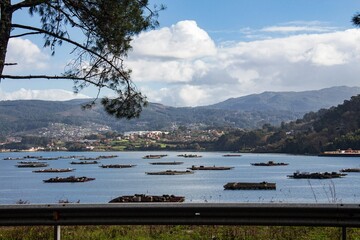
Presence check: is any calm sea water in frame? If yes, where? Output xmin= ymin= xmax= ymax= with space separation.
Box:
xmin=0 ymin=151 xmax=359 ymax=204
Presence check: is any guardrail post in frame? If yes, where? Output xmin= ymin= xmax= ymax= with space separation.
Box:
xmin=53 ymin=210 xmax=61 ymax=240
xmin=54 ymin=225 xmax=61 ymax=240
xmin=342 ymin=226 xmax=346 ymax=240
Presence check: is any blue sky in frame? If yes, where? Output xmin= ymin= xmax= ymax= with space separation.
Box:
xmin=1 ymin=0 xmax=360 ymax=106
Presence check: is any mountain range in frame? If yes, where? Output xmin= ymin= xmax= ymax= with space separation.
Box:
xmin=0 ymin=86 xmax=359 ymax=136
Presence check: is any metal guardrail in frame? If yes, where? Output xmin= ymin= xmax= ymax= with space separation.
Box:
xmin=0 ymin=203 xmax=359 ymax=239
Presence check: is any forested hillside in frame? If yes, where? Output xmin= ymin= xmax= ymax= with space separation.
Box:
xmin=214 ymin=95 xmax=360 ymax=154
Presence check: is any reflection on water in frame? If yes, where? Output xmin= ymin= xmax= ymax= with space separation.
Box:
xmin=0 ymin=151 xmax=359 ymax=204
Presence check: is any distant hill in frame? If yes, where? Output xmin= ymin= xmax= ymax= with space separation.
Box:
xmin=208 ymin=86 xmax=360 ymax=113
xmin=0 ymin=86 xmax=359 ymax=137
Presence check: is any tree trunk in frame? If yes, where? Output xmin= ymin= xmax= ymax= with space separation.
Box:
xmin=0 ymin=0 xmax=12 ymax=76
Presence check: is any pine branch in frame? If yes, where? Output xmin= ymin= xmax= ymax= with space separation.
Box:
xmin=0 ymin=74 xmax=105 ymax=88
xmin=11 ymin=23 xmax=129 ymax=83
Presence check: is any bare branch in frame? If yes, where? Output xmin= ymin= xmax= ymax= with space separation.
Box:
xmin=11 ymin=0 xmax=47 ymax=12
xmin=0 ymin=74 xmax=104 ymax=88
xmin=10 ymin=31 xmax=42 ymax=38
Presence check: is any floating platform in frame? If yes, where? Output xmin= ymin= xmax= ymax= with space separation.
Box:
xmin=224 ymin=182 xmax=276 ymax=190
xmin=223 ymin=154 xmax=242 ymax=157
xmin=251 ymin=161 xmax=288 ymax=166
xmin=188 ymin=165 xmax=234 ymax=170
xmin=3 ymin=157 xmax=25 ymax=161
xmin=79 ymin=155 xmax=118 ymax=161
xmin=319 ymin=149 xmax=360 ymax=157
xmin=43 ymin=176 xmax=95 ymax=183
xmin=37 ymin=157 xmax=60 ymax=161
xmin=149 ymin=161 xmax=184 ymax=165
xmin=18 ymin=161 xmax=47 ymax=164
xmin=16 ymin=163 xmax=49 ymax=168
xmin=100 ymin=164 xmax=136 ymax=168
xmin=70 ymin=161 xmax=99 ymax=165
xmin=145 ymin=170 xmax=194 ymax=175
xmin=177 ymin=154 xmax=202 ymax=158
xmin=340 ymin=168 xmax=360 ymax=173
xmin=109 ymin=194 xmax=185 ymax=203
xmin=287 ymin=171 xmax=347 ymax=179
xmin=143 ymin=154 xmax=168 ymax=159
xmin=33 ymin=168 xmax=74 ymax=173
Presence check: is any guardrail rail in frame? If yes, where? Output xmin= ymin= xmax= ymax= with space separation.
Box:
xmin=0 ymin=203 xmax=359 ymax=240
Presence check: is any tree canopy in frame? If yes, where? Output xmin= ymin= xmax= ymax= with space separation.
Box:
xmin=0 ymin=0 xmax=164 ymax=119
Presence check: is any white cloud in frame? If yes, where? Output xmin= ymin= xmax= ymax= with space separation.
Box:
xmin=130 ymin=22 xmax=360 ymax=107
xmin=4 ymin=38 xmax=50 ymax=73
xmin=261 ymin=21 xmax=339 ymax=33
xmin=131 ymin=20 xmax=216 ymax=59
xmin=0 ymin=88 xmax=90 ymax=101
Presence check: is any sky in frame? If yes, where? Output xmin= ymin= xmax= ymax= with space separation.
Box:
xmin=1 ymin=0 xmax=360 ymax=106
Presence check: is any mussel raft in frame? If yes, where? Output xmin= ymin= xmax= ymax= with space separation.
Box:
xmin=251 ymin=161 xmax=288 ymax=166
xmin=188 ymin=165 xmax=234 ymax=170
xmin=287 ymin=171 xmax=347 ymax=179
xmin=16 ymin=163 xmax=49 ymax=168
xmin=149 ymin=161 xmax=184 ymax=165
xmin=145 ymin=170 xmax=194 ymax=175
xmin=43 ymin=176 xmax=95 ymax=183
xmin=143 ymin=154 xmax=168 ymax=159
xmin=70 ymin=161 xmax=98 ymax=164
xmin=100 ymin=164 xmax=136 ymax=168
xmin=33 ymin=168 xmax=74 ymax=173
xmin=224 ymin=182 xmax=276 ymax=190
xmin=109 ymin=194 xmax=185 ymax=203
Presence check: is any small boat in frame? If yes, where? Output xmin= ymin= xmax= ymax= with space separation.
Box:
xmin=149 ymin=161 xmax=184 ymax=165
xmin=33 ymin=168 xmax=74 ymax=173
xmin=224 ymin=182 xmax=276 ymax=190
xmin=16 ymin=163 xmax=49 ymax=168
xmin=340 ymin=168 xmax=360 ymax=173
xmin=109 ymin=194 xmax=185 ymax=203
xmin=287 ymin=171 xmax=347 ymax=179
xmin=100 ymin=164 xmax=136 ymax=168
xmin=70 ymin=161 xmax=98 ymax=165
xmin=43 ymin=176 xmax=95 ymax=183
xmin=251 ymin=161 xmax=288 ymax=166
xmin=145 ymin=170 xmax=194 ymax=175
xmin=188 ymin=165 xmax=234 ymax=170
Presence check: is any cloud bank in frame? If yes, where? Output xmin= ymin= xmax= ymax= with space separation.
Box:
xmin=3 ymin=21 xmax=360 ymax=106
xmin=128 ymin=21 xmax=360 ymax=106
xmin=0 ymin=88 xmax=90 ymax=101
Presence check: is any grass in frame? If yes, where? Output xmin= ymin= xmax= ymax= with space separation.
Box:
xmin=1 ymin=226 xmax=360 ymax=240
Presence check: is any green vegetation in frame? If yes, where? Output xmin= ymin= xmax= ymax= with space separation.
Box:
xmin=1 ymin=226 xmax=360 ymax=240
xmin=214 ymin=95 xmax=360 ymax=154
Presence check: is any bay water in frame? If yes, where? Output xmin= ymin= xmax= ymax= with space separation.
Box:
xmin=1 ymin=151 xmax=359 ymax=204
